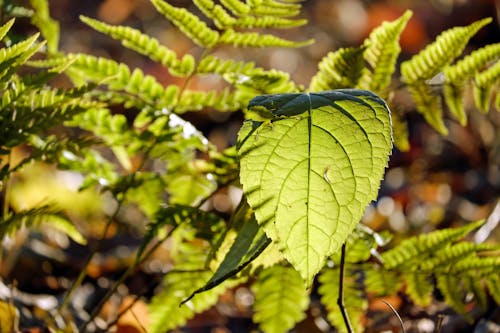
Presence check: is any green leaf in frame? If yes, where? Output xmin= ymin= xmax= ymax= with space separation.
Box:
xmin=183 ymin=212 xmax=270 ymax=303
xmin=238 ymin=89 xmax=392 ymax=284
xmin=251 ymin=265 xmax=309 ymax=333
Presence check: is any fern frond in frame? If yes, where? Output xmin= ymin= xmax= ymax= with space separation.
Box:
xmin=218 ymin=29 xmax=313 ymax=48
xmin=473 ymin=59 xmax=500 ymax=112
xmin=151 ymin=0 xmax=219 ymax=48
xmin=309 ymin=47 xmax=365 ymax=91
xmin=486 ymin=275 xmax=500 ymax=304
xmin=401 ymin=18 xmax=492 ymax=84
xmin=0 ymin=205 xmax=61 ymax=237
xmin=443 ymin=43 xmax=500 ymax=123
xmin=197 ymin=55 xmax=256 ymax=75
xmin=80 ymin=16 xmax=195 ymax=77
xmin=319 ymin=267 xmax=367 ymax=333
xmin=381 ymin=220 xmax=484 ymax=269
xmin=175 ymin=88 xmax=244 ymax=113
xmin=364 ymin=265 xmax=402 ymax=296
xmin=0 ymin=18 xmax=15 ymax=41
xmin=227 ymin=69 xmax=297 ymax=94
xmin=420 ymin=242 xmax=498 ymax=270
xmin=452 ymin=255 xmax=500 ymax=273
xmin=359 ymin=10 xmax=412 ymax=95
xmin=436 ymin=274 xmax=467 ymax=314
xmin=404 ymin=271 xmax=433 ymax=306
xmin=148 ymin=270 xmax=229 ymax=333
xmin=251 ymin=265 xmax=309 ymax=333
xmin=248 ymin=0 xmax=301 ymax=17
xmin=0 ymin=205 xmax=85 ymax=244
xmin=443 ymin=83 xmax=467 ymax=125
xmin=235 ymin=15 xmax=307 ymax=29
xmin=194 ymin=0 xmax=237 ymax=29
xmin=137 ymin=205 xmax=224 ymax=261
xmin=406 ymin=82 xmax=448 ymax=135
xmin=444 ymin=43 xmax=500 ymax=83
xmin=29 ymin=0 xmax=59 ymax=54
xmin=464 ymin=276 xmax=487 ymax=309
xmin=220 ymin=0 xmax=250 ymax=16
xmin=35 ymin=54 xmax=179 ymax=107
xmin=0 ymin=34 xmax=44 ymax=82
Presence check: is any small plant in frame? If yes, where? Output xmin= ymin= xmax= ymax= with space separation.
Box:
xmin=1 ymin=1 xmax=499 ymax=332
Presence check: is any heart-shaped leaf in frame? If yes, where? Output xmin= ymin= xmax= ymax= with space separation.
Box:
xmin=237 ymin=89 xmax=392 ymax=284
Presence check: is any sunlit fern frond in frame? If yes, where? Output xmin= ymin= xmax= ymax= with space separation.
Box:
xmin=359 ymin=10 xmax=412 ymax=96
xmin=473 ymin=59 xmax=500 ymax=112
xmin=80 ymin=15 xmax=195 ymax=77
xmin=151 ymin=0 xmax=219 ymax=48
xmin=309 ymin=47 xmax=366 ymax=91
xmin=381 ymin=220 xmax=484 ymax=269
xmin=251 ymin=265 xmax=309 ymax=333
xmin=218 ymin=29 xmax=313 ymax=48
xmin=406 ymin=82 xmax=448 ymax=135
xmin=401 ymin=18 xmax=492 ymax=84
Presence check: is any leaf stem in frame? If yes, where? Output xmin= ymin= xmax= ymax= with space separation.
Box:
xmin=337 ymin=242 xmax=354 ymax=333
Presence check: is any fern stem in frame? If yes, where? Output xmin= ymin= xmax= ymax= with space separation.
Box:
xmin=57 ymin=196 xmax=125 ymax=313
xmin=2 ymin=152 xmax=11 ymax=219
xmin=337 ymin=242 xmax=354 ymax=333
xmin=435 ymin=314 xmax=445 ymax=333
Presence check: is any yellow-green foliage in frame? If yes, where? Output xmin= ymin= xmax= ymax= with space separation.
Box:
xmin=371 ymin=221 xmax=500 ymax=314
xmin=359 ymin=10 xmax=412 ymax=96
xmin=252 ymin=265 xmax=309 ymax=333
xmin=401 ymin=18 xmax=494 ymax=135
xmin=0 ymin=18 xmax=96 ymax=244
xmin=309 ymin=47 xmax=366 ymax=91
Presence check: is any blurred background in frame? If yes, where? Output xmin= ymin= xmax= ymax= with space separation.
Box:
xmin=2 ymin=0 xmax=500 ymax=332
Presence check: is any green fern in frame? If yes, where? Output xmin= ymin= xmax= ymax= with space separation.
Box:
xmin=0 ymin=205 xmax=86 ymax=244
xmin=401 ymin=18 xmax=492 ymax=84
xmin=309 ymin=47 xmax=366 ymax=91
xmin=401 ymin=18 xmax=492 ymax=134
xmin=151 ymin=0 xmax=219 ymax=48
xmin=252 ymin=265 xmax=309 ymax=333
xmin=148 ymin=224 xmax=237 ymax=332
xmin=381 ymin=220 xmax=484 ymax=269
xmin=29 ymin=0 xmax=59 ymax=54
xmin=80 ymin=16 xmax=195 ymax=77
xmin=404 ymin=271 xmax=433 ymax=307
xmin=359 ymin=10 xmax=412 ymax=96
xmin=473 ymin=59 xmax=500 ymax=112
xmin=319 ymin=266 xmax=367 ymax=333
xmin=218 ymin=29 xmax=313 ymax=48
xmin=443 ymin=43 xmax=500 ymax=124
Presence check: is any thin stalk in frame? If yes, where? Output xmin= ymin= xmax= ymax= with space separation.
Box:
xmin=337 ymin=242 xmax=354 ymax=333
xmin=435 ymin=314 xmax=445 ymax=333
xmin=58 ymin=197 xmax=124 ymax=312
xmin=382 ymin=300 xmax=405 ymax=333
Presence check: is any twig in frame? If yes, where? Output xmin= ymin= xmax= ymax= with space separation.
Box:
xmin=435 ymin=314 xmax=445 ymax=333
xmin=58 ymin=197 xmax=124 ymax=313
xmin=337 ymin=242 xmax=354 ymax=333
xmin=381 ymin=300 xmax=405 ymax=333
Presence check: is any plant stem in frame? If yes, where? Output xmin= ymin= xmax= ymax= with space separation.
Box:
xmin=337 ymin=242 xmax=354 ymax=333
xmin=58 ymin=197 xmax=124 ymax=313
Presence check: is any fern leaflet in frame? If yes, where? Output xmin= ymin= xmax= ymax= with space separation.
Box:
xmin=251 ymin=265 xmax=309 ymax=333
xmin=151 ymin=0 xmax=219 ymax=48
xmin=309 ymin=47 xmax=365 ymax=91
